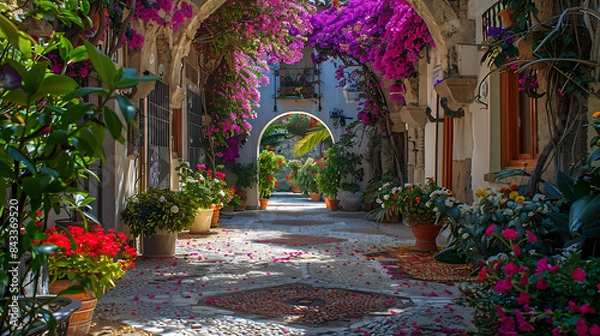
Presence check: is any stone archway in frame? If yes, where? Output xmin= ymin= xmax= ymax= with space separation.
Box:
xmin=255 ymin=111 xmax=335 ymax=158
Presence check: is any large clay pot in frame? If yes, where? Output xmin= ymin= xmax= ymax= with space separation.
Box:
xmin=309 ymin=192 xmax=322 ymax=202
xmin=211 ymin=204 xmax=222 ymax=228
xmin=190 ymin=208 xmax=213 ymax=234
xmin=329 ymin=199 xmax=340 ymax=211
xmin=407 ymin=220 xmax=442 ymax=252
xmin=259 ymin=198 xmax=269 ymax=210
xmin=49 ymin=280 xmax=97 ymax=336
xmin=140 ymin=230 xmax=177 ymax=257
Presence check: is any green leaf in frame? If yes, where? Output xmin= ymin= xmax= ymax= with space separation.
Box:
xmin=547 ymin=212 xmax=570 ymax=234
xmin=31 ymin=75 xmax=79 ymax=101
xmin=434 ymin=246 xmax=467 ymax=265
xmin=69 ymin=45 xmax=90 ymax=64
xmin=115 ymin=68 xmax=161 ymax=88
xmin=557 ymin=170 xmax=576 ymax=201
xmin=83 ymin=40 xmax=115 ymax=87
xmin=23 ymin=61 xmax=50 ymax=94
xmin=64 ymin=87 xmax=105 ymax=100
xmin=495 ymin=167 xmax=526 ymax=179
xmin=114 ymin=94 xmax=136 ymax=122
xmin=61 ymin=103 xmax=92 ymax=124
xmin=103 ymin=107 xmax=124 ymax=141
xmin=543 ymin=181 xmax=561 ymax=199
xmin=588 ymin=149 xmax=600 ymax=164
xmin=0 ymin=14 xmax=34 ymax=57
xmin=6 ymin=146 xmax=36 ymax=175
xmin=2 ymin=88 xmax=28 ymax=106
xmin=569 ymin=194 xmax=600 ymax=236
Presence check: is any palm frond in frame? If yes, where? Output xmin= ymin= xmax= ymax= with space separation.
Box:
xmin=291 ymin=126 xmax=332 ymax=156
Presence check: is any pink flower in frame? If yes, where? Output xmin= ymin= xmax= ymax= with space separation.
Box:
xmin=494 ymin=276 xmax=513 ymax=293
xmin=515 ymin=292 xmax=530 ymax=305
xmin=513 ymin=244 xmax=521 ymax=257
xmin=576 ymin=318 xmax=589 ymax=335
xmin=590 ymin=324 xmax=600 ymax=336
xmin=536 ymin=258 xmax=550 ymax=274
xmin=485 ymin=225 xmax=495 ymax=237
xmin=581 ymin=303 xmax=597 ymax=315
xmin=502 ymin=229 xmax=518 ymax=240
xmin=569 ymin=301 xmax=580 ymax=313
xmin=573 ymin=268 xmax=587 ymax=282
xmin=526 ymin=230 xmax=537 ymax=243
xmin=504 ymin=262 xmax=519 ymax=275
xmin=536 ymin=278 xmax=549 ymax=290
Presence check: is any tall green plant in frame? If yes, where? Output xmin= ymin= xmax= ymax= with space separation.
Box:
xmin=258 ymin=150 xmax=285 ymax=198
xmin=0 ymin=11 xmax=157 ymax=334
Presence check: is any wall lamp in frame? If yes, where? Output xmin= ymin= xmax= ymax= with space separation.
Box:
xmin=329 ymin=107 xmax=353 ymax=129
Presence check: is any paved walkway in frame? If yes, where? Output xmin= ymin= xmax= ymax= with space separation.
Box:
xmin=92 ymin=193 xmax=475 ymax=335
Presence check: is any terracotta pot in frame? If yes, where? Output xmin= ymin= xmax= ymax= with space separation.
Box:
xmin=324 ymin=197 xmax=331 ymax=208
xmin=259 ymin=198 xmax=269 ymax=210
xmin=49 ymin=280 xmax=97 ymax=336
xmin=407 ymin=220 xmax=442 ymax=252
xmin=211 ymin=204 xmax=222 ymax=227
xmin=190 ymin=208 xmax=213 ymax=234
xmin=140 ymin=230 xmax=177 ymax=257
xmin=309 ymin=192 xmax=322 ymax=202
xmin=234 ymin=198 xmax=248 ymax=211
xmin=329 ymin=199 xmax=340 ymax=211
xmin=291 ymin=185 xmax=300 ymax=193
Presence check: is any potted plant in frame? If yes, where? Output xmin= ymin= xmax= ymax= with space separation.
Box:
xmin=196 ymin=164 xmax=236 ymax=227
xmin=315 ymin=141 xmax=362 ymax=211
xmin=394 ymin=179 xmax=457 ymax=252
xmin=40 ymin=224 xmax=137 ymax=335
xmin=297 ymin=158 xmax=321 ymax=201
xmin=178 ymin=162 xmax=215 ymax=234
xmin=258 ymin=149 xmax=286 ymax=209
xmin=120 ymin=187 xmax=196 ymax=257
xmin=286 ymin=160 xmax=302 ymax=193
xmin=231 ymin=162 xmax=258 ymax=211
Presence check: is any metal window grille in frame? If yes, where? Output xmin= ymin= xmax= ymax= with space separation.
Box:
xmin=187 ymin=89 xmax=203 ymax=168
xmin=147 ymin=81 xmax=170 ymax=188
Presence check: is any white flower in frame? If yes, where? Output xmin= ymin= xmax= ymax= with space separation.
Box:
xmin=214 ymin=178 xmax=220 ymax=183
xmin=170 ymin=205 xmax=179 ymax=213
xmin=219 ymin=190 xmax=225 ymax=197
xmin=376 ymin=198 xmax=383 ymax=204
xmin=159 ymin=196 xmax=166 ymax=203
xmin=383 ymin=194 xmax=390 ymax=200
xmin=404 ymin=183 xmax=412 ymax=187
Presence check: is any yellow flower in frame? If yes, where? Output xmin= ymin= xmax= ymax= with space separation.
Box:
xmin=500 ymin=199 xmax=507 ymax=205
xmin=475 ymin=189 xmax=486 ymax=198
xmin=515 ymin=196 xmax=525 ymax=204
xmin=594 ymin=111 xmax=600 ymax=119
xmin=509 ymin=191 xmax=519 ymax=200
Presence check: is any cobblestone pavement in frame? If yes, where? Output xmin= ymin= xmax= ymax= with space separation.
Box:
xmin=93 ymin=193 xmax=475 ymax=335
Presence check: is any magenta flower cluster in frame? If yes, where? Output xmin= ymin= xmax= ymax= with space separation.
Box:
xmin=200 ymin=0 xmax=314 ymax=163
xmin=309 ymin=0 xmax=433 ymax=118
xmin=473 ymin=228 xmax=600 ymax=335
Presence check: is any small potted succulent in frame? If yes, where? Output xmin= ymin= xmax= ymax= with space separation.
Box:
xmin=120 ymin=187 xmax=196 ymax=257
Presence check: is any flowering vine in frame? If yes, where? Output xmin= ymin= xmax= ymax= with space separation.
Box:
xmin=309 ymin=0 xmax=433 ymax=123
xmin=196 ymin=0 xmax=314 ymax=166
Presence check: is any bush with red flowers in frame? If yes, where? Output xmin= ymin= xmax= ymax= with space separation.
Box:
xmin=41 ymin=224 xmax=137 ymax=299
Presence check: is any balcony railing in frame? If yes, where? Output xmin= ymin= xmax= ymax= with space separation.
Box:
xmin=276 ymin=67 xmax=319 ymax=99
xmin=481 ymin=1 xmax=504 ymax=41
